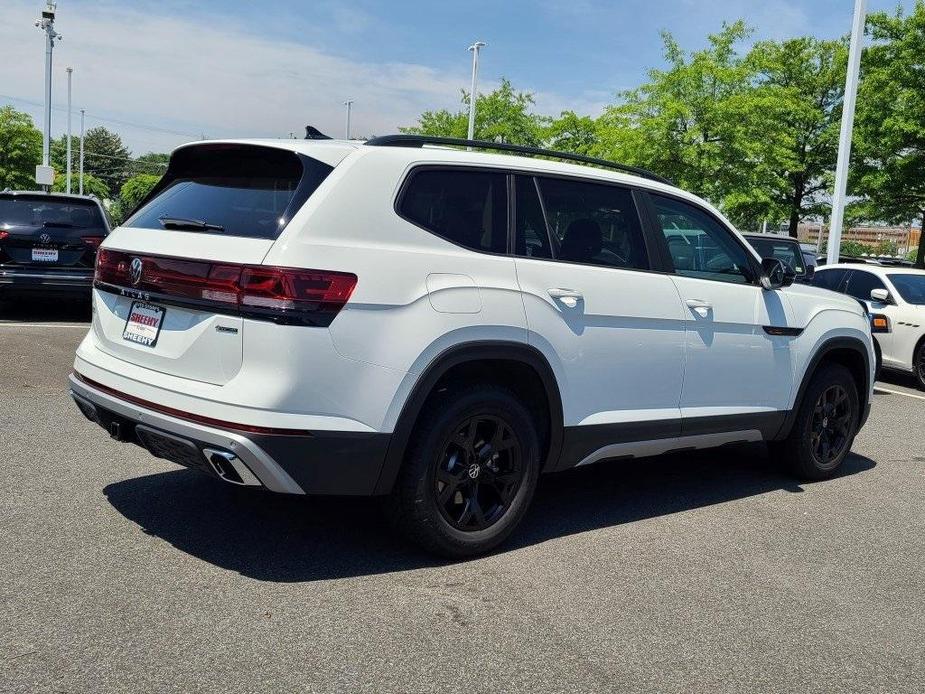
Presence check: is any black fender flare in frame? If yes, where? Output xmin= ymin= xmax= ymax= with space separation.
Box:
xmin=774 ymin=336 xmax=872 ymax=441
xmin=372 ymin=341 xmax=564 ymax=495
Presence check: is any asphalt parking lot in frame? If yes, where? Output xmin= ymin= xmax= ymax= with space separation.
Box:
xmin=2 ymin=299 xmax=924 ymax=693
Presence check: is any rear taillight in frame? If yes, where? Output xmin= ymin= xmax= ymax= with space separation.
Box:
xmin=95 ymin=250 xmax=357 ymax=326
xmin=81 ymin=236 xmax=105 ymax=249
xmin=0 ymin=230 xmax=9 ymax=241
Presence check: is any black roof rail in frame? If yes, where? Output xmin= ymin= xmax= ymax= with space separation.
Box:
xmin=364 ymin=134 xmax=672 ymax=185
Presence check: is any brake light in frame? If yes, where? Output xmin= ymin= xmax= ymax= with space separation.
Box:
xmin=0 ymin=230 xmax=8 ymax=241
xmin=81 ymin=235 xmax=105 ymax=249
xmin=95 ymin=250 xmax=357 ymax=326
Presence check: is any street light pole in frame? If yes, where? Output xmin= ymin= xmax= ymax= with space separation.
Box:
xmin=79 ymin=108 xmax=85 ymax=195
xmin=344 ymin=99 xmax=354 ymax=140
xmin=35 ymin=2 xmax=60 ymax=171
xmin=66 ymin=66 xmax=72 ymax=193
xmin=467 ymin=41 xmax=486 ymax=145
xmin=827 ymin=0 xmax=867 ymax=266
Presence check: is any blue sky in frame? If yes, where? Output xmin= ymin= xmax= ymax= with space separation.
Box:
xmin=0 ymin=0 xmax=916 ymax=154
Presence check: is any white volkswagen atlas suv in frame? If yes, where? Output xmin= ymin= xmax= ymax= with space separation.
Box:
xmin=69 ymin=135 xmax=875 ymax=557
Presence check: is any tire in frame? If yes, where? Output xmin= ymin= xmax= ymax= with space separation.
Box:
xmin=914 ymin=340 xmax=925 ymax=391
xmin=384 ymin=384 xmax=541 ymax=558
xmin=771 ymin=362 xmax=859 ymax=481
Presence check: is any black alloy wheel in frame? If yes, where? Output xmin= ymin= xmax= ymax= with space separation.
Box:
xmin=810 ymin=384 xmax=852 ymax=467
xmin=434 ymin=415 xmax=523 ymax=532
xmin=385 ymin=384 xmax=540 ymax=557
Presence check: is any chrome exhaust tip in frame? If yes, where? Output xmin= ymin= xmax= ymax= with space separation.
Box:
xmin=202 ymin=448 xmax=262 ymax=486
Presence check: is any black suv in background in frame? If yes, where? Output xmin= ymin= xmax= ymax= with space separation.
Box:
xmin=742 ymin=233 xmax=813 ymax=283
xmin=0 ymin=192 xmax=110 ymax=301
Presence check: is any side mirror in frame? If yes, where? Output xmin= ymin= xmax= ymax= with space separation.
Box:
xmin=804 ymin=265 xmax=815 ymax=281
xmin=761 ymin=257 xmax=795 ymax=290
xmin=870 ymin=288 xmax=892 ymax=304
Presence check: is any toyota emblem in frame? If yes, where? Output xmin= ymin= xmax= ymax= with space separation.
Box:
xmin=39 ymin=233 xmax=51 ymax=244
xmin=130 ymin=257 xmax=143 ymax=286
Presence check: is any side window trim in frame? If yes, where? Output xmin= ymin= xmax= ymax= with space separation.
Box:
xmin=394 ymin=164 xmax=510 ymax=257
xmin=642 ymin=189 xmax=763 ymax=285
xmin=634 ymin=189 xmax=676 ymax=274
xmin=532 ymin=176 xmax=558 ymax=257
xmin=531 ymin=174 xmax=653 ymax=272
xmin=510 ymin=174 xmax=556 ymax=260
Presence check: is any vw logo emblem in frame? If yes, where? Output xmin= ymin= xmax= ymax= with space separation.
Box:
xmin=39 ymin=233 xmax=51 ymax=244
xmin=130 ymin=257 xmax=143 ymax=286
xmin=467 ymin=463 xmax=480 ymax=479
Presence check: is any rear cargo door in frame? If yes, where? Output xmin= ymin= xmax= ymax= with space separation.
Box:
xmin=91 ymin=143 xmax=335 ymax=385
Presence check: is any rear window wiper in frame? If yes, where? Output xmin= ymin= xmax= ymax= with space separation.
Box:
xmin=158 ymin=216 xmax=225 ymax=232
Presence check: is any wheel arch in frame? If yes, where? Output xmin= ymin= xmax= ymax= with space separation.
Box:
xmin=372 ymin=341 xmax=564 ymax=495
xmin=775 ymin=336 xmax=872 ymax=441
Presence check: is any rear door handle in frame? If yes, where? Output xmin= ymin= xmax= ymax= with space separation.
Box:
xmin=686 ymin=298 xmax=712 ymax=317
xmin=548 ymin=288 xmax=583 ymax=308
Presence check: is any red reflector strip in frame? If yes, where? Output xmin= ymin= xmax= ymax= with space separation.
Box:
xmin=73 ymin=372 xmax=311 ymax=437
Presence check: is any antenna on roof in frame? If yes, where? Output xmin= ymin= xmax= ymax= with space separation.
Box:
xmin=305 ymin=126 xmax=332 ymax=140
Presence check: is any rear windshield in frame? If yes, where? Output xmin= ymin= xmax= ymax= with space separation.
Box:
xmin=0 ymin=196 xmax=106 ymax=229
xmin=126 ymin=144 xmax=333 ymax=239
xmin=747 ymin=237 xmax=805 ymax=274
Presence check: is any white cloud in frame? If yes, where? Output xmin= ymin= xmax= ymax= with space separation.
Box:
xmin=0 ymin=0 xmax=481 ymax=153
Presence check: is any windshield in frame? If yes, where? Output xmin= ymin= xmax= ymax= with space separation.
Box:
xmin=747 ymin=237 xmax=806 ymax=274
xmin=0 ymin=197 xmax=105 ymax=229
xmin=888 ymin=273 xmax=925 ymax=304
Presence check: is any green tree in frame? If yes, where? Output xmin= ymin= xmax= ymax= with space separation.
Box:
xmin=80 ymin=126 xmax=131 ymax=194
xmin=544 ymin=111 xmax=598 ymax=155
xmin=0 ymin=106 xmax=42 ymax=189
xmin=736 ymin=37 xmax=847 ymax=237
xmin=52 ymin=171 xmax=109 ymax=199
xmin=129 ymin=152 xmax=170 ymax=177
xmin=595 ymin=22 xmax=755 ymax=207
xmin=402 ymin=78 xmax=545 ymax=146
xmin=854 ymin=1 xmax=925 ymax=267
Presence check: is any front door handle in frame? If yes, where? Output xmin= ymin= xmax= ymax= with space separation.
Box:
xmin=548 ymin=288 xmax=583 ymax=308
xmin=686 ymin=298 xmax=712 ymax=317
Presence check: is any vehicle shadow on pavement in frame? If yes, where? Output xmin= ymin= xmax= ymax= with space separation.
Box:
xmin=103 ymin=444 xmax=875 ymax=582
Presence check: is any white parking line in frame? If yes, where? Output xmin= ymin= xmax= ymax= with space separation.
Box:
xmin=874 ymin=385 xmax=925 ymax=401
xmin=0 ymin=322 xmax=89 ymax=328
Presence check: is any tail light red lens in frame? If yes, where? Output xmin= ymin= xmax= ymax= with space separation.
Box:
xmin=0 ymin=230 xmax=9 ymax=241
xmin=81 ymin=235 xmax=105 ymax=249
xmin=95 ymin=250 xmax=356 ymax=326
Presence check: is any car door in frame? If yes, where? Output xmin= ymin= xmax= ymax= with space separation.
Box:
xmin=511 ymin=174 xmax=686 ymax=461
xmin=844 ymin=269 xmax=898 ymax=366
xmin=644 ymin=192 xmax=798 ymax=433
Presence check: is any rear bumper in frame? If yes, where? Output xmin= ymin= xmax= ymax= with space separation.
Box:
xmin=68 ymin=373 xmax=391 ymax=495
xmin=0 ymin=266 xmax=93 ymax=292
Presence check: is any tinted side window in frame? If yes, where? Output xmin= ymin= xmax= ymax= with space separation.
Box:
xmin=845 ymin=271 xmax=886 ymax=301
xmin=513 ymin=176 xmax=552 ymax=259
xmin=812 ymin=268 xmax=848 ymax=292
xmin=652 ymin=195 xmax=752 ymax=284
xmin=399 ymin=169 xmax=507 ymax=253
xmin=537 ymin=177 xmax=648 ymax=270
